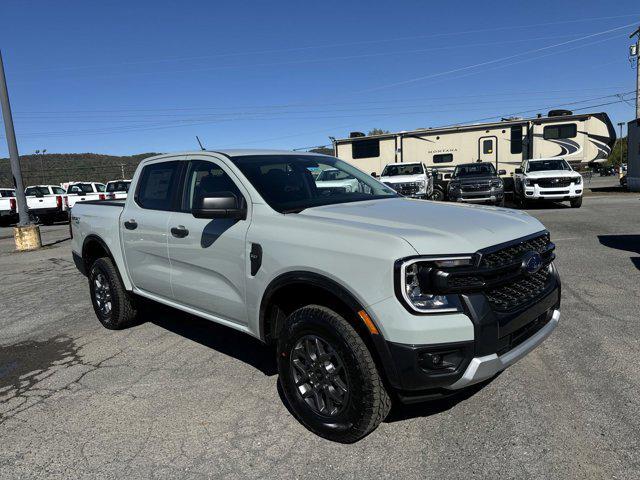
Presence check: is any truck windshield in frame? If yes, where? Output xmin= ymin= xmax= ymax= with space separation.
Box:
xmin=527 ymin=160 xmax=570 ymax=172
xmin=453 ymin=163 xmax=496 ymax=178
xmin=381 ymin=164 xmax=423 ymax=176
xmin=106 ymin=181 xmax=130 ymax=192
xmin=232 ymin=155 xmax=398 ymax=213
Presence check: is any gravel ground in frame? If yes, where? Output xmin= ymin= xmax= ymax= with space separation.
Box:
xmin=0 ymin=189 xmax=639 ymax=479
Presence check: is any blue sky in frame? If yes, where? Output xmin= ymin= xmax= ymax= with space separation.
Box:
xmin=0 ymin=0 xmax=638 ymax=156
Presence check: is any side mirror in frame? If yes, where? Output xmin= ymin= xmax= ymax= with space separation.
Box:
xmin=371 ymin=172 xmax=378 ymax=177
xmin=514 ymin=168 xmax=523 ymax=174
xmin=498 ymin=169 xmax=506 ymax=175
xmin=192 ymin=191 xmax=246 ymax=220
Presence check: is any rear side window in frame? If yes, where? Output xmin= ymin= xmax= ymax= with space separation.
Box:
xmin=136 ymin=161 xmax=180 ymax=211
xmin=543 ymin=123 xmax=577 ymax=140
xmin=52 ymin=187 xmax=66 ymax=194
xmin=433 ymin=153 xmax=453 ymax=163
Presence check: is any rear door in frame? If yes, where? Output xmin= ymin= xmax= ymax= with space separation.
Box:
xmin=166 ymin=156 xmax=251 ymax=325
xmin=121 ymin=158 xmax=183 ymax=299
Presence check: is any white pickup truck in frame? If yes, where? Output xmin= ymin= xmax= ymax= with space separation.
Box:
xmin=514 ymin=158 xmax=583 ymax=208
xmin=66 ymin=182 xmax=107 ymax=208
xmin=24 ymin=185 xmax=68 ymax=225
xmin=0 ymin=188 xmax=17 ymax=226
xmin=379 ymin=162 xmax=433 ymax=199
xmin=105 ymin=180 xmax=131 ymax=200
xmin=71 ymin=150 xmax=560 ymax=442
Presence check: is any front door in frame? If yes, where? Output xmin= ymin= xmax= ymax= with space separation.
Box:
xmin=121 ymin=159 xmax=182 ymax=299
xmin=167 ymin=157 xmax=251 ymax=325
xmin=478 ymin=136 xmax=498 ymax=166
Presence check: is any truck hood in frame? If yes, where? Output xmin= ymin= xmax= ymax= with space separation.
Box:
xmin=525 ymin=170 xmax=581 ymax=179
xmin=379 ymin=174 xmax=426 ymax=183
xmin=300 ymin=198 xmax=545 ymax=255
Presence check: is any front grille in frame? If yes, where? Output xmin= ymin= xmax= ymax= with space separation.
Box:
xmin=485 ymin=267 xmax=552 ymax=311
xmin=534 ymin=178 xmax=572 ymax=188
xmin=385 ymin=182 xmax=420 ymax=196
xmin=480 ymin=232 xmax=551 ymax=269
xmin=461 ymin=182 xmax=491 ymax=192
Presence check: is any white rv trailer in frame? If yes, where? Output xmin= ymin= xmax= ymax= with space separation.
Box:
xmin=333 ymin=110 xmax=616 ymax=188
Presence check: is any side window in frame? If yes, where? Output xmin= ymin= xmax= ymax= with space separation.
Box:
xmin=52 ymin=187 xmax=66 ymax=194
xmin=352 ymin=139 xmax=380 ymax=159
xmin=136 ymin=161 xmax=180 ymax=211
xmin=543 ymin=123 xmax=577 ymax=140
xmin=433 ymin=153 xmax=453 ymax=163
xmin=482 ymin=139 xmax=493 ymax=154
xmin=181 ymin=160 xmax=243 ymax=212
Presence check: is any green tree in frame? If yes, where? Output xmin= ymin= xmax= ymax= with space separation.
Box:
xmin=607 ymin=137 xmax=627 ymax=167
xmin=367 ymin=128 xmax=390 ymax=136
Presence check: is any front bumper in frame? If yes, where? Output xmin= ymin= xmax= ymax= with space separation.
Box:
xmin=449 ymin=189 xmax=504 ymax=203
xmin=524 ymin=183 xmax=582 ymax=200
xmin=375 ymin=266 xmax=560 ymax=402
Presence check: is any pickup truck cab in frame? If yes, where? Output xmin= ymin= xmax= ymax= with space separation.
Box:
xmin=514 ymin=158 xmax=583 ymax=208
xmin=24 ymin=184 xmax=68 ymax=225
xmin=71 ymin=150 xmax=560 ymax=443
xmin=66 ymin=182 xmax=106 ymax=208
xmin=379 ymin=162 xmax=433 ymax=199
xmin=0 ymin=188 xmax=17 ymax=226
xmin=105 ymin=180 xmax=131 ymax=200
xmin=447 ymin=162 xmax=506 ymax=206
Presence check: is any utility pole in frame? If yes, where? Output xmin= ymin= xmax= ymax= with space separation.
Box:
xmin=120 ymin=164 xmax=125 ymax=179
xmin=631 ymin=26 xmax=640 ymax=119
xmin=0 ymin=50 xmax=41 ymax=250
xmin=617 ymin=122 xmax=625 ymax=165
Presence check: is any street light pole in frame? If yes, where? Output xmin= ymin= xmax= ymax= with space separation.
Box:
xmin=0 ymin=50 xmax=41 ymax=250
xmin=617 ymin=122 xmax=625 ymax=164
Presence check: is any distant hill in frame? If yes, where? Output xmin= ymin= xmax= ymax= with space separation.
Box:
xmin=0 ymin=152 xmax=160 ymax=187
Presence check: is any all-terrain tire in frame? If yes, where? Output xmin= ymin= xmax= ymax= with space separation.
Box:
xmin=277 ymin=305 xmax=391 ymax=443
xmin=88 ymin=257 xmax=137 ymax=329
xmin=570 ymin=196 xmax=582 ymax=208
xmin=430 ymin=188 xmax=445 ymax=201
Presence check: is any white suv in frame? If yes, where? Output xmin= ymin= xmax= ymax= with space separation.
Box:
xmin=514 ymin=158 xmax=583 ymax=208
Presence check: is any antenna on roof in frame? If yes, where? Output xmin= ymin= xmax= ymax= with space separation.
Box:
xmin=195 ymin=136 xmax=206 ymax=151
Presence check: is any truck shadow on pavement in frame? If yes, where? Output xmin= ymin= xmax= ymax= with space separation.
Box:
xmin=142 ymin=302 xmax=278 ymax=376
xmin=598 ymin=234 xmax=640 ymax=271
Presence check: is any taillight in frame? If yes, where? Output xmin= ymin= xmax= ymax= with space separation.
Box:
xmin=99 ymin=194 xmax=106 ymax=200
xmin=10 ymin=198 xmax=16 ymax=212
xmin=56 ymin=195 xmax=62 ymax=209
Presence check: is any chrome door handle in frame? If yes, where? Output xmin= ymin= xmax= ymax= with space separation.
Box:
xmin=170 ymin=225 xmax=189 ymax=238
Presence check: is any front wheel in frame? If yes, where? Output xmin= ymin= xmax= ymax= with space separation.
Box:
xmin=277 ymin=305 xmax=391 ymax=443
xmin=570 ymin=196 xmax=582 ymax=208
xmin=430 ymin=188 xmax=445 ymax=201
xmin=88 ymin=257 xmax=137 ymax=329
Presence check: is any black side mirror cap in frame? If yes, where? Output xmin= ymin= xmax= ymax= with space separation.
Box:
xmin=192 ymin=192 xmax=247 ymax=220
xmin=498 ymin=169 xmax=507 ymax=175
xmin=514 ymin=168 xmax=523 ymax=174
xmin=371 ymin=172 xmax=378 ymax=177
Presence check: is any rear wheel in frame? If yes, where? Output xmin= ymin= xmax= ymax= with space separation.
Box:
xmin=88 ymin=257 xmax=137 ymax=329
xmin=430 ymin=188 xmax=445 ymax=201
xmin=277 ymin=305 xmax=391 ymax=443
xmin=570 ymin=196 xmax=582 ymax=208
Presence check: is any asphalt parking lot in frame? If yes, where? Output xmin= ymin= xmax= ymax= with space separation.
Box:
xmin=1 ymin=183 xmax=639 ymax=479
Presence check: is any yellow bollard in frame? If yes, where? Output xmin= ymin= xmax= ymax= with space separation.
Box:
xmin=13 ymin=224 xmax=42 ymax=251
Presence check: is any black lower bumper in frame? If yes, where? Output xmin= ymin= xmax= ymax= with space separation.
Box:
xmin=384 ymin=267 xmax=561 ymax=403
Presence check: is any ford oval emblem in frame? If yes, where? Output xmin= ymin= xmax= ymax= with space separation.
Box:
xmin=522 ymin=251 xmax=543 ymax=274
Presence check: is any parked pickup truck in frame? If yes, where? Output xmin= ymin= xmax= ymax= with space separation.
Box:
xmin=66 ymin=182 xmax=106 ymax=208
xmin=514 ymin=158 xmax=583 ymax=208
xmin=0 ymin=188 xmax=17 ymax=226
xmin=105 ymin=180 xmax=131 ymax=200
xmin=71 ymin=150 xmax=561 ymax=443
xmin=447 ymin=162 xmax=506 ymax=206
xmin=24 ymin=184 xmax=69 ymax=225
xmin=379 ymin=162 xmax=433 ymax=199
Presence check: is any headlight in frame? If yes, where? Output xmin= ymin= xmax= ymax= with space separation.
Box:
xmin=525 ymin=179 xmax=533 ymax=186
xmin=575 ymin=176 xmax=582 ymax=185
xmin=490 ymin=179 xmax=503 ymax=189
xmin=448 ymin=181 xmax=460 ymax=191
xmin=398 ymin=258 xmax=471 ymax=313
